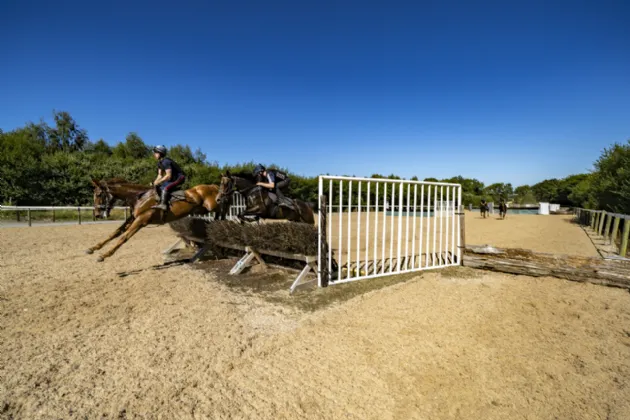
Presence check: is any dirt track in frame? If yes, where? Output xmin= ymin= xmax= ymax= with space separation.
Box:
xmin=1 ymin=216 xmax=629 ymax=419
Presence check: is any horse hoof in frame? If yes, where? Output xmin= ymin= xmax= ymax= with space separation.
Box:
xmin=85 ymin=249 xmax=94 ymax=255
xmin=96 ymin=256 xmax=105 ymax=262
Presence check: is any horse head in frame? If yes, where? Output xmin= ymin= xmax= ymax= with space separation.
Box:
xmin=91 ymin=178 xmax=114 ymax=219
xmin=217 ymin=171 xmax=235 ymax=205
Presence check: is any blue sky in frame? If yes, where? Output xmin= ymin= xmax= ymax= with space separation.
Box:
xmin=1 ymin=0 xmax=629 ymax=186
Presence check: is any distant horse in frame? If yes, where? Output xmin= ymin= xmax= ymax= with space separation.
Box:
xmin=217 ymin=170 xmax=315 ymax=225
xmin=87 ymin=178 xmax=220 ymax=261
xmin=480 ymin=202 xmax=489 ymax=218
xmin=499 ymin=202 xmax=508 ymax=219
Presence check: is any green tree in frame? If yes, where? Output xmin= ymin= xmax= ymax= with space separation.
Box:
xmin=588 ymin=141 xmax=630 ymax=213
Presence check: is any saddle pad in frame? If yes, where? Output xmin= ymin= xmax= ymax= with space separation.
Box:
xmin=170 ymin=190 xmax=187 ymax=202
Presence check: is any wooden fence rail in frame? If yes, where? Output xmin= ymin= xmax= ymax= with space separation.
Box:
xmin=573 ymin=208 xmax=630 ymax=257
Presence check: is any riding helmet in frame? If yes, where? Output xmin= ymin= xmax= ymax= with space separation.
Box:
xmin=153 ymin=145 xmax=167 ymax=155
xmin=253 ymin=164 xmax=265 ymax=177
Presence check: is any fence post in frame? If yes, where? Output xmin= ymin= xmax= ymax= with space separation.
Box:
xmin=604 ymin=213 xmax=613 ymax=241
xmin=52 ymin=209 xmax=55 ymax=223
xmin=611 ymin=216 xmax=621 ymax=246
xmin=125 ymin=207 xmax=128 ymax=219
xmin=78 ymin=207 xmax=82 ymax=225
xmin=590 ymin=212 xmax=597 ymax=230
xmin=620 ymin=219 xmax=630 ymax=257
xmin=27 ymin=209 xmax=31 ymax=227
xmin=16 ymin=210 xmax=20 ymax=222
xmin=598 ymin=211 xmax=606 ymax=236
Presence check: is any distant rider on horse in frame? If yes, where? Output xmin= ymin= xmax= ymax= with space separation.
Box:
xmin=253 ymin=164 xmax=294 ymax=215
xmin=151 ymin=145 xmax=186 ymax=211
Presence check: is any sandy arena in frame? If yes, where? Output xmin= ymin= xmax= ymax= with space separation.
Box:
xmin=1 ymin=214 xmax=629 ymax=419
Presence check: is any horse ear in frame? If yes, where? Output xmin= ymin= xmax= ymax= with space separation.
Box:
xmin=225 ymin=170 xmax=231 ymax=176
xmin=90 ymin=178 xmax=101 ymax=188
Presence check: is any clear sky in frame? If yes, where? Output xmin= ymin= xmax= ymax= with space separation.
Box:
xmin=1 ymin=0 xmax=628 ymax=186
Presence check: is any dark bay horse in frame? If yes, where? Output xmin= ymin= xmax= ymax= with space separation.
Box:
xmin=87 ymin=178 xmax=220 ymax=261
xmin=499 ymin=201 xmax=508 ymax=219
xmin=217 ymin=171 xmax=315 ymax=225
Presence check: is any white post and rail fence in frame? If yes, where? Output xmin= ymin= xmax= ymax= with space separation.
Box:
xmin=0 ymin=193 xmax=248 ymax=227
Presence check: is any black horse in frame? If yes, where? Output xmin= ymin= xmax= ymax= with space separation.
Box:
xmin=498 ymin=201 xmax=508 ymax=219
xmin=217 ymin=170 xmax=315 ymax=225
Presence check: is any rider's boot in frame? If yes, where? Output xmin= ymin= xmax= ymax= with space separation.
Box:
xmin=152 ymin=189 xmax=169 ymax=211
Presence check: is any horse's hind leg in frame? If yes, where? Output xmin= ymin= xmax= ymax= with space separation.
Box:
xmin=96 ymin=214 xmax=150 ymax=262
xmin=86 ymin=216 xmax=134 ymax=254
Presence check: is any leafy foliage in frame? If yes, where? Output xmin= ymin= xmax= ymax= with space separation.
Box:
xmin=0 ymin=111 xmax=627 ymax=212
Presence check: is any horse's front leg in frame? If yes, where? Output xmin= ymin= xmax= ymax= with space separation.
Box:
xmin=86 ymin=216 xmax=134 ymax=254
xmin=96 ymin=213 xmax=150 ymax=262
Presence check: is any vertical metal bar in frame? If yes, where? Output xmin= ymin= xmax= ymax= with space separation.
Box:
xmin=318 ymin=176 xmax=323 ymax=287
xmin=381 ymin=183 xmax=387 ymax=274
xmin=328 ymin=179 xmax=332 ymax=278
xmin=347 ymin=181 xmax=352 ymax=280
xmin=445 ymin=187 xmax=450 ymax=264
xmin=78 ymin=207 xmax=82 ymax=225
xmin=418 ymin=185 xmax=424 ymax=269
xmin=27 ymin=209 xmax=31 ymax=227
xmin=365 ymin=182 xmax=371 ymax=273
xmin=457 ymin=185 xmax=462 ymax=264
xmin=389 ymin=182 xmax=396 ymax=272
xmin=432 ymin=185 xmax=437 ymax=266
xmin=396 ymin=182 xmax=404 ymax=272
xmin=452 ymin=187 xmax=456 ymax=263
xmin=357 ymin=181 xmax=362 ymax=275
xmin=425 ymin=185 xmax=431 ymax=267
xmin=438 ymin=185 xmax=444 ymax=265
xmin=339 ymin=180 xmax=343 ymax=273
xmin=52 ymin=209 xmax=55 ymax=222
xmin=404 ymin=184 xmax=410 ymax=270
xmin=373 ymin=183 xmax=379 ymax=275
xmin=411 ymin=184 xmax=417 ymax=269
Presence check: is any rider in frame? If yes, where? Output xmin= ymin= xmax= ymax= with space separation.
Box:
xmin=151 ymin=145 xmax=186 ymax=211
xmin=253 ymin=164 xmax=293 ymax=211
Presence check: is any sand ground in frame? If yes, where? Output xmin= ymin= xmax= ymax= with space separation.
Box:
xmin=1 ymin=214 xmax=628 ymax=419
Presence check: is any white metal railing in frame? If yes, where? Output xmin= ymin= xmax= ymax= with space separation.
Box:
xmin=191 ymin=192 xmax=247 ymax=222
xmin=318 ymin=176 xmax=462 ymax=287
xmin=1 ymin=193 xmax=248 ymax=226
xmin=0 ymin=205 xmax=131 ymax=226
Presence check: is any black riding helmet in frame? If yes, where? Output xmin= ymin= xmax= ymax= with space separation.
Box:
xmin=253 ymin=164 xmax=265 ymax=177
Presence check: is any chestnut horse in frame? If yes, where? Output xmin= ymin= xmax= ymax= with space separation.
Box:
xmin=87 ymin=178 xmax=220 ymax=261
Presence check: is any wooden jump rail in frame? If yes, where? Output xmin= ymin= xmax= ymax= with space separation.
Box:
xmin=464 ymin=244 xmax=630 ymax=290
xmin=573 ymin=208 xmax=630 ymax=259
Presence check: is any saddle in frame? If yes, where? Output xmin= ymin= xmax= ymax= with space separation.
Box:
xmin=137 ymin=189 xmax=188 ymax=204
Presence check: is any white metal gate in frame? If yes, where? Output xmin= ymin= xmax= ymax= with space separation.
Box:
xmin=317 ymin=176 xmax=462 ymax=287
xmin=194 ymin=192 xmax=247 ymax=221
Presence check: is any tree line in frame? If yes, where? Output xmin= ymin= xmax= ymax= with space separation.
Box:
xmin=1 ymin=111 xmax=628 ymax=213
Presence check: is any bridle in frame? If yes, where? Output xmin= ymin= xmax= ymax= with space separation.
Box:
xmin=95 ymin=185 xmax=114 ymax=217
xmin=217 ymin=176 xmax=234 ymax=205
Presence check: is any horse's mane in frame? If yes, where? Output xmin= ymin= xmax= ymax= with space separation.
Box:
xmin=229 ymin=171 xmax=258 ymax=182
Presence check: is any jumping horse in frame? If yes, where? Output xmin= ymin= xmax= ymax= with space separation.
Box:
xmin=217 ymin=171 xmax=315 ymax=225
xmin=87 ymin=178 xmax=220 ymax=261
